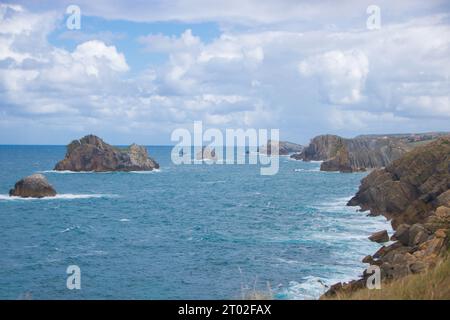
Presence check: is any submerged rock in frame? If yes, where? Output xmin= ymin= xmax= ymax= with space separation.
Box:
xmin=54 ymin=135 xmax=159 ymax=172
xmin=9 ymin=174 xmax=56 ymax=198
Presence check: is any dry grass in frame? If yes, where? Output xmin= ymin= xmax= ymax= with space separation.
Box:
xmin=327 ymin=255 xmax=450 ymax=300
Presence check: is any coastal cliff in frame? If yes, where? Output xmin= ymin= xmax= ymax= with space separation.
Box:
xmin=291 ymin=134 xmax=411 ymax=172
xmin=323 ymin=136 xmax=450 ymax=298
xmin=54 ymin=135 xmax=159 ymax=172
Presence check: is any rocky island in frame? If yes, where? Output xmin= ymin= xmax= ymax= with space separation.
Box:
xmin=291 ymin=134 xmax=411 ymax=172
xmin=9 ymin=174 xmax=57 ymax=198
xmin=259 ymin=140 xmax=303 ymax=155
xmin=323 ymin=136 xmax=450 ymax=298
xmin=54 ymin=135 xmax=159 ymax=172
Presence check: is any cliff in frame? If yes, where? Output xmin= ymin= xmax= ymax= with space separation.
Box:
xmin=54 ymin=135 xmax=159 ymax=172
xmin=323 ymin=136 xmax=450 ymax=298
xmin=291 ymin=134 xmax=411 ymax=172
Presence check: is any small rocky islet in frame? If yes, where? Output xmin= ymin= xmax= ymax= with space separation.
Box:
xmin=9 ymin=174 xmax=57 ymax=198
xmin=54 ymin=134 xmax=159 ymax=172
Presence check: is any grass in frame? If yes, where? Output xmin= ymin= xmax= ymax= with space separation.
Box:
xmin=326 ymin=254 xmax=450 ymax=300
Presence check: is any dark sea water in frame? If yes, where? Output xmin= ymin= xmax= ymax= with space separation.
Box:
xmin=0 ymin=146 xmax=391 ymax=299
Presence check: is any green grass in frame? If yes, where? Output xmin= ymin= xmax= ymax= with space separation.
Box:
xmin=325 ymin=254 xmax=450 ymax=300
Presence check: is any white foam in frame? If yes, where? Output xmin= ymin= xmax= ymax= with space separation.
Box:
xmin=119 ymin=218 xmax=130 ymax=222
xmin=0 ymin=194 xmax=117 ymax=201
xmin=293 ymin=168 xmax=320 ymax=172
xmin=278 ymin=276 xmax=332 ymax=300
xmin=41 ymin=169 xmax=161 ymax=174
xmin=40 ymin=170 xmax=95 ymax=174
xmin=129 ymin=169 xmax=161 ymax=174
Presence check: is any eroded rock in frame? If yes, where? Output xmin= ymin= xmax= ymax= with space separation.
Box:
xmin=9 ymin=174 xmax=56 ymax=198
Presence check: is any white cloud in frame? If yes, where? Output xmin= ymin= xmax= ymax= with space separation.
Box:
xmin=299 ymin=50 xmax=369 ymax=104
xmin=1 ymin=1 xmax=450 ymax=144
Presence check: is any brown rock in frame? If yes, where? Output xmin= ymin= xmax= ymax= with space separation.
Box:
xmin=9 ymin=174 xmax=57 ymax=198
xmin=434 ymin=229 xmax=447 ymax=239
xmin=408 ymin=224 xmax=429 ymax=246
xmin=54 ymin=135 xmax=159 ymax=172
xmin=362 ymin=255 xmax=374 ymax=264
xmin=391 ymin=224 xmax=411 ymax=245
xmin=437 ymin=190 xmax=450 ymax=207
xmin=368 ymin=230 xmax=389 ymax=243
xmin=347 ymin=136 xmax=450 ymax=227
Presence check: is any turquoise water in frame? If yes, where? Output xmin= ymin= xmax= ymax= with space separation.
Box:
xmin=0 ymin=146 xmax=390 ymax=299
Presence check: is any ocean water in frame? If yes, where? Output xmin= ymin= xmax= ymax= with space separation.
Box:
xmin=0 ymin=146 xmax=391 ymax=300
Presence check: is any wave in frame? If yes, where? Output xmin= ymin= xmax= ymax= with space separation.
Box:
xmin=119 ymin=218 xmax=130 ymax=222
xmin=276 ymin=276 xmax=333 ymax=300
xmin=40 ymin=170 xmax=97 ymax=174
xmin=0 ymin=194 xmax=117 ymax=201
xmin=40 ymin=169 xmax=161 ymax=174
xmin=129 ymin=169 xmax=161 ymax=174
xmin=293 ymin=168 xmax=320 ymax=172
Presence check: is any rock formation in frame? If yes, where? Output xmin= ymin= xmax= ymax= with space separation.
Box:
xmin=9 ymin=174 xmax=57 ymax=198
xmin=368 ymin=230 xmax=389 ymax=243
xmin=54 ymin=135 xmax=159 ymax=172
xmin=291 ymin=134 xmax=411 ymax=172
xmin=259 ymin=140 xmax=303 ymax=156
xmin=196 ymin=146 xmax=218 ymax=161
xmin=323 ymin=136 xmax=450 ymax=298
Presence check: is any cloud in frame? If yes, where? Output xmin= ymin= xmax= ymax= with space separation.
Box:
xmin=299 ymin=50 xmax=369 ymax=104
xmin=1 ymin=1 xmax=450 ymax=144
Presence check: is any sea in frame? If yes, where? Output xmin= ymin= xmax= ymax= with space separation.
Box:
xmin=0 ymin=145 xmax=391 ymax=299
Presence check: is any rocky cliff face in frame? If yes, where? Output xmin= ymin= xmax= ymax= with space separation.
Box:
xmin=323 ymin=136 xmax=450 ymax=297
xmin=54 ymin=135 xmax=159 ymax=172
xmin=291 ymin=134 xmax=411 ymax=172
xmin=9 ymin=174 xmax=57 ymax=198
xmin=259 ymin=140 xmax=303 ymax=156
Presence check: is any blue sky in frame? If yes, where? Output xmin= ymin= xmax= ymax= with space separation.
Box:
xmin=0 ymin=0 xmax=449 ymax=144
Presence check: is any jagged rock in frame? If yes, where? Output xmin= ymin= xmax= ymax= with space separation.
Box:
xmin=437 ymin=190 xmax=450 ymax=206
xmin=434 ymin=229 xmax=447 ymax=239
xmin=291 ymin=134 xmax=411 ymax=172
xmin=408 ymin=224 xmax=429 ymax=247
xmin=391 ymin=224 xmax=411 ymax=245
xmin=260 ymin=140 xmax=303 ymax=156
xmin=362 ymin=255 xmax=374 ymax=264
xmin=54 ymin=135 xmax=159 ymax=172
xmin=9 ymin=174 xmax=56 ymax=198
xmin=425 ymin=206 xmax=450 ymax=232
xmin=368 ymin=230 xmax=389 ymax=243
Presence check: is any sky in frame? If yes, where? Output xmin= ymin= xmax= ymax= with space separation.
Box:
xmin=0 ymin=0 xmax=449 ymax=145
